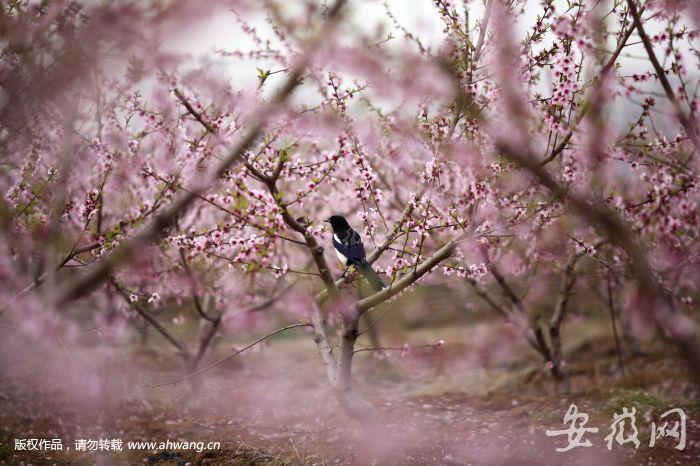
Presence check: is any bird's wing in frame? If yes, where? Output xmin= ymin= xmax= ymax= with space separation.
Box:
xmin=340 ymin=229 xmax=366 ymax=262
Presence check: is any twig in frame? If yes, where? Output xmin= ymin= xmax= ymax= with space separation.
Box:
xmin=539 ymin=6 xmax=644 ymax=166
xmin=143 ymin=323 xmax=311 ymax=387
xmin=626 ymin=0 xmax=699 ymax=153
xmin=58 ymin=337 xmax=77 ymax=369
xmin=353 ymin=342 xmax=440 ymax=355
xmin=357 ymin=300 xmax=399 ymax=336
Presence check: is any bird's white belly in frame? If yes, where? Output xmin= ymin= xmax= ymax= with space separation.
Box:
xmin=333 ymin=234 xmax=348 ymax=265
xmin=335 ymin=247 xmax=348 ymax=265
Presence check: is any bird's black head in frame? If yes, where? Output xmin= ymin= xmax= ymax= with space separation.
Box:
xmin=324 ymin=215 xmax=350 ymax=232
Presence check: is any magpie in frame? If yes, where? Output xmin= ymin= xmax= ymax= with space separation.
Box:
xmin=325 ymin=215 xmax=385 ymax=291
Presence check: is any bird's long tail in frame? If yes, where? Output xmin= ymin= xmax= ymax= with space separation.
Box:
xmin=356 ymin=260 xmax=385 ymax=292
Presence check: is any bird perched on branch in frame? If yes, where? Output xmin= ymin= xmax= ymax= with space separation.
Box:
xmin=325 ymin=215 xmax=385 ymax=291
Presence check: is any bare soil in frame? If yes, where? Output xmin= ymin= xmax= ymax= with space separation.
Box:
xmin=1 ymin=319 xmax=698 ymax=465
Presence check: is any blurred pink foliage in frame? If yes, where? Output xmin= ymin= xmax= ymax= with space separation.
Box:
xmin=1 ymin=0 xmax=699 ymax=414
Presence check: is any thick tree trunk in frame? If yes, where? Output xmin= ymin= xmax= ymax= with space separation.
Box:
xmin=336 ymin=311 xmax=379 ymax=420
xmin=547 ymin=254 xmax=578 ymax=392
xmin=335 ymin=386 xmax=378 ymax=420
xmin=309 ymin=302 xmax=379 ymax=422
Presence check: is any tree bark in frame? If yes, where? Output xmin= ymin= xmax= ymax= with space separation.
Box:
xmin=548 ymin=254 xmax=578 ymax=391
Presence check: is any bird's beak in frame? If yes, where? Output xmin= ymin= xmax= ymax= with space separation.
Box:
xmin=323 ymin=218 xmax=330 ymax=223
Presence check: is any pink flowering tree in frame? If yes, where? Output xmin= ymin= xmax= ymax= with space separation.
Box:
xmin=2 ymin=0 xmax=699 ymax=420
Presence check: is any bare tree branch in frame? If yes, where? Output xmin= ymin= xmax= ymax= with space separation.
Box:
xmin=355 ymin=236 xmax=459 ymax=313
xmin=112 ymin=279 xmax=191 ymax=360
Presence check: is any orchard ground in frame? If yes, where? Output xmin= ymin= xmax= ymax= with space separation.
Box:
xmin=2 ymin=314 xmax=698 ymax=466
